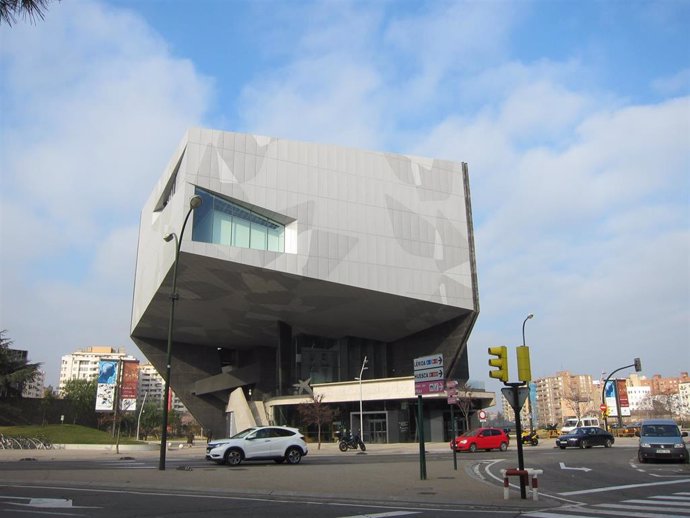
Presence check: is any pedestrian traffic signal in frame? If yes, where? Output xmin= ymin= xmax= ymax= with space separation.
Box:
xmin=516 ymin=345 xmax=532 ymax=382
xmin=488 ymin=346 xmax=508 ymax=383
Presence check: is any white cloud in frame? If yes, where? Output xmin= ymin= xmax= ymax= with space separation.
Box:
xmin=0 ymin=0 xmax=213 ymax=384
xmin=652 ymin=68 xmax=690 ymax=95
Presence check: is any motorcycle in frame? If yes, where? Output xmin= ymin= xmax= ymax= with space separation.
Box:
xmin=338 ymin=432 xmax=366 ymax=452
xmin=521 ymin=430 xmax=539 ymax=446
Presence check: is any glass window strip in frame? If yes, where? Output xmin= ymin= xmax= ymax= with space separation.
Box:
xmin=193 ymin=186 xmax=284 ymax=252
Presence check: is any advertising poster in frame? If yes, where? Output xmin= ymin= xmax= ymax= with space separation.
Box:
xmin=616 ymin=379 xmax=631 ymax=417
xmin=604 ymin=380 xmax=618 ymax=417
xmin=95 ymin=359 xmax=119 ymax=412
xmin=120 ymin=360 xmax=140 ymax=412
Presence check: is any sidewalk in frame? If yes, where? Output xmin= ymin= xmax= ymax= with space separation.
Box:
xmin=0 ymin=438 xmax=641 ymax=509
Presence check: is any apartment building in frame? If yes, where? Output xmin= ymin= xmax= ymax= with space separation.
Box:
xmin=500 ymin=390 xmax=531 ymax=428
xmin=138 ymin=363 xmax=187 ymax=413
xmin=22 ymin=369 xmax=45 ymax=398
xmin=58 ymin=346 xmax=135 ymax=394
xmin=534 ymin=371 xmax=596 ymax=428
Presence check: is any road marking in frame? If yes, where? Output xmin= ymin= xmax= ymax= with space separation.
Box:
xmin=1 ymin=484 xmax=516 ymax=515
xmin=337 ymin=512 xmax=419 ymax=518
xmin=559 ymin=462 xmax=592 ymax=472
xmin=522 ymin=512 xmax=601 ymax=518
xmin=596 ymin=503 xmax=690 ymax=513
xmin=623 ymin=498 xmax=690 ymax=507
xmin=559 ymin=477 xmax=690 ymax=496
xmin=648 ymin=495 xmax=690 ymax=501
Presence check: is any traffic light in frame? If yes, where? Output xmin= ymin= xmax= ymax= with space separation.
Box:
xmin=488 ymin=346 xmax=508 ymax=383
xmin=634 ymin=357 xmax=642 ymax=372
xmin=516 ymin=345 xmax=532 ymax=382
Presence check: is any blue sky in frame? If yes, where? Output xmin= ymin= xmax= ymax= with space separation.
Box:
xmin=1 ymin=0 xmax=688 ymax=395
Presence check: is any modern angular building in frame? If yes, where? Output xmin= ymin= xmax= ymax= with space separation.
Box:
xmin=130 ymin=128 xmax=484 ymax=442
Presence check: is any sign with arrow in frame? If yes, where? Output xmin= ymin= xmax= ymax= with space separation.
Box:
xmin=414 ymin=354 xmax=444 ymax=394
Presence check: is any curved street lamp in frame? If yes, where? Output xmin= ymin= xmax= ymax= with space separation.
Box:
xmin=355 ymin=356 xmax=368 ymax=447
xmin=601 ymin=358 xmax=642 ymax=431
xmin=522 ymin=313 xmax=534 ymax=433
xmin=159 ymin=195 xmax=202 ymax=471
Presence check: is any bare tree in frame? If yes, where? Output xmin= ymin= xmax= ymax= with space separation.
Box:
xmin=454 ymin=380 xmax=476 ymax=433
xmin=650 ymin=389 xmax=681 ymax=419
xmin=296 ymin=393 xmax=337 ymax=450
xmin=561 ymin=380 xmax=594 ymax=421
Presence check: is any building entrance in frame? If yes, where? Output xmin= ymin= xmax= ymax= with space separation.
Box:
xmin=351 ymin=411 xmax=388 ymax=443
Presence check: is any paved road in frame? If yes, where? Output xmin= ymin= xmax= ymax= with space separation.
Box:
xmin=0 ymin=438 xmax=688 ymax=517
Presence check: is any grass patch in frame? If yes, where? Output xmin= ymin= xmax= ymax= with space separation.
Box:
xmin=0 ymin=424 xmax=142 ymax=444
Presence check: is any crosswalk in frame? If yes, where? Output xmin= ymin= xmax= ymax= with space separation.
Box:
xmin=525 ymin=491 xmax=690 ymax=518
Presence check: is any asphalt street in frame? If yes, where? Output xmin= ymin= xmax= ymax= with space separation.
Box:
xmin=0 ymin=438 xmax=688 ymax=517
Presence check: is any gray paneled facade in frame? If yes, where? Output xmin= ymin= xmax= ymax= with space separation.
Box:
xmin=130 ymin=128 xmax=479 ymax=440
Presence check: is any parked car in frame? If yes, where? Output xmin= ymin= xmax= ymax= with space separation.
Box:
xmin=450 ymin=427 xmax=509 ymax=453
xmin=206 ymin=426 xmax=308 ymax=466
xmin=637 ymin=419 xmax=689 ymax=464
xmin=556 ymin=426 xmax=614 ymax=449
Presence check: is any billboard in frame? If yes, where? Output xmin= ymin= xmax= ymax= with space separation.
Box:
xmin=616 ymin=379 xmax=631 ymax=417
xmin=95 ymin=359 xmax=119 ymax=412
xmin=120 ymin=360 xmax=140 ymax=412
xmin=604 ymin=379 xmax=631 ymax=417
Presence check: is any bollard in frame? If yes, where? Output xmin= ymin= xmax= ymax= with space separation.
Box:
xmin=501 ymin=468 xmax=543 ymax=500
xmin=501 ymin=469 xmax=510 ymax=499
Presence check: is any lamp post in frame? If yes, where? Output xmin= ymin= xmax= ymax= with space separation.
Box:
xmin=522 ymin=313 xmax=534 ymax=433
xmin=601 ymin=358 xmax=641 ymax=431
xmin=159 ymin=194 xmax=202 ymax=471
xmin=356 ymin=356 xmax=368 ymax=444
xmin=136 ymin=391 xmax=147 ymax=441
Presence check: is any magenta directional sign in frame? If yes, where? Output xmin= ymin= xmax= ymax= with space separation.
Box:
xmin=414 ymin=354 xmax=444 ymax=394
xmin=415 ymin=380 xmax=446 ymax=395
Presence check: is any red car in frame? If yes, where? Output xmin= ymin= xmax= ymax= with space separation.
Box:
xmin=450 ymin=427 xmax=510 ymax=452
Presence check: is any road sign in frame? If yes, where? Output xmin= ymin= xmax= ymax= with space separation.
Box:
xmin=414 ymin=354 xmax=444 ymax=394
xmin=414 ymin=367 xmax=444 ymax=382
xmin=478 ymin=410 xmax=487 ymax=421
xmin=414 ymin=354 xmax=443 ymax=370
xmin=501 ymin=386 xmax=529 ymax=411
xmin=446 ymin=379 xmax=459 ymax=389
xmin=447 ymin=396 xmax=458 ymax=405
xmin=599 ymin=404 xmax=607 ymax=412
xmin=415 ymin=380 xmax=445 ymax=395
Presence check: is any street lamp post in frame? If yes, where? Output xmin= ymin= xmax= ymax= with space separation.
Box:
xmin=159 ymin=195 xmax=202 ymax=471
xmin=136 ymin=391 xmax=147 ymax=441
xmin=522 ymin=313 xmax=534 ymax=433
xmin=356 ymin=356 xmax=368 ymax=444
xmin=601 ymin=358 xmax=642 ymax=431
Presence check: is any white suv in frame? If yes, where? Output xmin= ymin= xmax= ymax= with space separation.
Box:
xmin=206 ymin=426 xmax=308 ymax=466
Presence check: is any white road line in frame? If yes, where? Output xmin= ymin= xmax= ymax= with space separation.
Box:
xmin=649 ymin=495 xmax=690 ymax=501
xmin=560 ymin=478 xmax=690 ymax=496
xmin=596 ymin=503 xmax=690 ymax=513
xmin=522 ymin=512 xmax=602 ymax=518
xmin=337 ymin=512 xmax=420 ymax=518
xmin=563 ymin=508 xmax=686 ymax=518
xmin=622 ymin=499 xmax=690 ymax=507
xmin=483 ymin=460 xmax=584 ymax=505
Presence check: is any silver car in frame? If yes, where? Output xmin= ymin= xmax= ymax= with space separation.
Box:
xmin=206 ymin=426 xmax=308 ymax=466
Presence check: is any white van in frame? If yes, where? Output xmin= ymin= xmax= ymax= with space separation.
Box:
xmin=560 ymin=416 xmax=600 ymax=434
